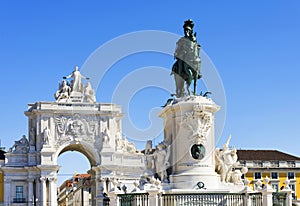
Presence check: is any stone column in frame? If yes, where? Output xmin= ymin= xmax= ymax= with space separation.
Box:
xmin=102 ymin=177 xmax=108 ymax=194
xmin=4 ymin=178 xmax=11 ymax=206
xmin=40 ymin=177 xmax=47 ymax=206
xmin=90 ymin=166 xmax=103 ymax=206
xmin=35 ymin=178 xmax=41 ymax=206
xmin=94 ymin=177 xmax=108 ymax=206
xmin=28 ymin=179 xmax=34 ymax=206
xmin=48 ymin=177 xmax=58 ymax=206
xmin=94 ymin=167 xmax=103 ymax=206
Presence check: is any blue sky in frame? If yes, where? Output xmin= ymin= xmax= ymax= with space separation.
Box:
xmin=0 ymin=1 xmax=299 ymax=184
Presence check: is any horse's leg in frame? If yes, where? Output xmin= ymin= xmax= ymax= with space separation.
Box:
xmin=194 ymin=76 xmax=197 ymax=95
xmin=175 ymin=74 xmax=184 ymax=98
xmin=186 ymin=81 xmax=191 ymax=96
xmin=174 ymin=76 xmax=178 ymax=97
xmin=179 ymin=78 xmax=184 ymax=97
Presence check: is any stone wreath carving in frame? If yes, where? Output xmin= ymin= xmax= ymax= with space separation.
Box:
xmin=182 ymin=104 xmax=212 ymax=145
xmin=55 ymin=114 xmax=98 ymax=147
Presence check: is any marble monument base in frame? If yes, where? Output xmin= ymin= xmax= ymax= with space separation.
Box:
xmin=170 ymin=171 xmax=221 ymax=190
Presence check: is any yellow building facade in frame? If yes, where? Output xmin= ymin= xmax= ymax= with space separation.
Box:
xmin=0 ymin=172 xmax=3 ymax=203
xmin=0 ymin=149 xmax=5 ymax=204
xmin=238 ymin=150 xmax=300 ymax=199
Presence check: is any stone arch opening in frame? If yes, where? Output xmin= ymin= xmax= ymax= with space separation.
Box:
xmin=57 ymin=150 xmax=91 ymax=180
xmin=56 ymin=150 xmax=92 ymax=205
xmin=55 ymin=141 xmax=100 ymax=167
xmin=54 ymin=142 xmax=100 ymax=205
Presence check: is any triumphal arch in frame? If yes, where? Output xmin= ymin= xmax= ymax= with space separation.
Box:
xmin=2 ymin=67 xmax=145 ymax=206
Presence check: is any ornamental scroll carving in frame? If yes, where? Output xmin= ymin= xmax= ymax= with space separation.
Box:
xmin=55 ymin=114 xmax=98 ymax=147
xmin=182 ymin=104 xmax=212 ymax=145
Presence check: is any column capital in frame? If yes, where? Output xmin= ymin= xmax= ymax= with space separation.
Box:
xmin=145 ymin=188 xmax=160 ymax=195
xmin=91 ymin=165 xmax=102 ymax=172
xmin=98 ymin=176 xmax=108 ymax=182
xmin=28 ymin=178 xmax=35 ymax=183
xmin=4 ymin=177 xmax=11 ymax=183
xmin=40 ymin=176 xmax=47 ymax=182
xmin=48 ymin=176 xmax=57 ymax=183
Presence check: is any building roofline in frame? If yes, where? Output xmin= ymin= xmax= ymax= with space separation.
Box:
xmin=237 ymin=149 xmax=300 ymax=161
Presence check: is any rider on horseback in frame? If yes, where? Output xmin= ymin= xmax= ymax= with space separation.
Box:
xmin=171 ymin=19 xmax=202 ymax=98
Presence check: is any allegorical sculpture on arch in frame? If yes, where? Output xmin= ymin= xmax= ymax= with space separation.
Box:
xmin=55 ymin=65 xmax=96 ymax=103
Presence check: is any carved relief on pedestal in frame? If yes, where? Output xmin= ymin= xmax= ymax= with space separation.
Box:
xmin=182 ymin=104 xmax=212 ymax=145
xmin=54 ymin=114 xmax=98 ymax=148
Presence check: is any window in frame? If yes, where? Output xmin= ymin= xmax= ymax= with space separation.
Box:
xmin=288 ymin=172 xmax=295 ymax=179
xmin=271 ymin=161 xmax=279 ymax=167
xmin=271 ymin=183 xmax=279 ymax=192
xmin=287 ymin=161 xmax=296 ymax=167
xmin=14 ymin=186 xmax=24 ymax=203
xmin=254 ymin=172 xmax=261 ymax=179
xmin=271 ymin=172 xmax=278 ymax=179
xmin=289 ymin=184 xmax=296 ymax=199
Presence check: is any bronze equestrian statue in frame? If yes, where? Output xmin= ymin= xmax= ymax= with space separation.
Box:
xmin=171 ymin=19 xmax=202 ymax=98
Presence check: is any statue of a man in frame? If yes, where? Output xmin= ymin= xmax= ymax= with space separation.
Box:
xmin=171 ymin=19 xmax=201 ymax=97
xmin=29 ymin=127 xmax=36 ymax=146
xmin=55 ymin=80 xmax=71 ymax=102
xmin=64 ymin=66 xmax=89 ymax=93
xmin=43 ymin=127 xmax=51 ymax=145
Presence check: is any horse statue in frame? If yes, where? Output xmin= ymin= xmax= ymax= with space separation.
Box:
xmin=171 ymin=19 xmax=202 ymax=98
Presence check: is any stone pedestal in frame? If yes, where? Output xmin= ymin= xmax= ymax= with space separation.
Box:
xmin=69 ymin=91 xmax=84 ymax=102
xmin=145 ymin=188 xmax=160 ymax=206
xmin=159 ymin=96 xmax=221 ymax=190
xmin=261 ymin=177 xmax=275 ymax=206
xmin=282 ymin=189 xmax=293 ymax=206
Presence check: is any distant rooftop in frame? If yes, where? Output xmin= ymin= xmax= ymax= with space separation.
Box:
xmin=237 ymin=150 xmax=300 ymax=161
xmin=73 ymin=173 xmax=90 ymax=178
xmin=0 ymin=149 xmax=6 ymax=160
